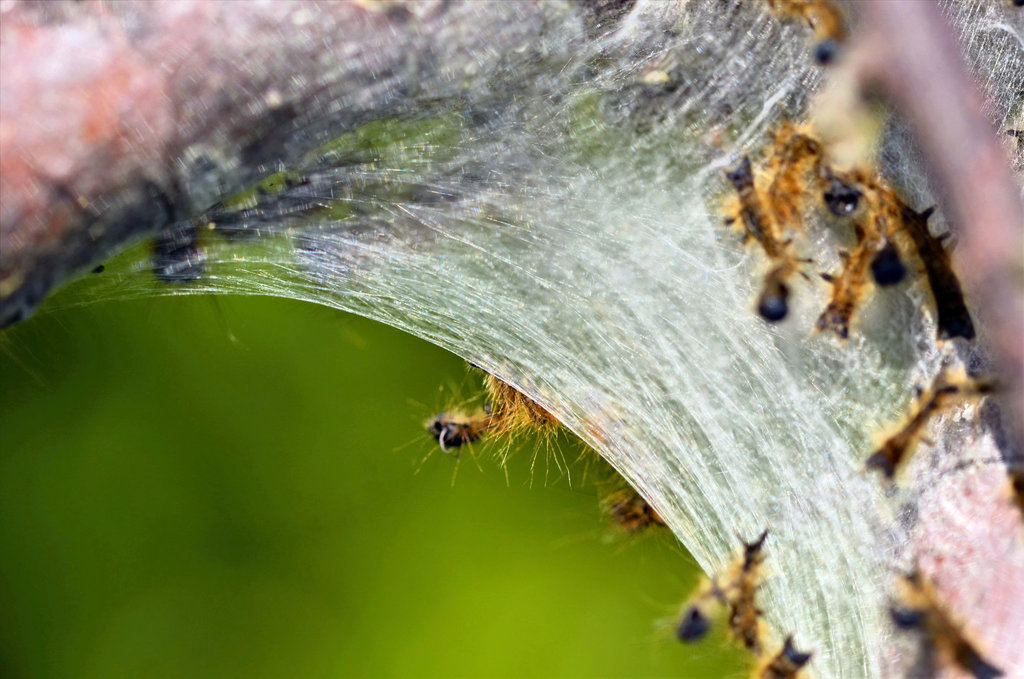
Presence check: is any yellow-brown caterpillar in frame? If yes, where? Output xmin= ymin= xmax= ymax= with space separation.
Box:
xmin=891 ymin=571 xmax=1003 ymax=679
xmin=677 ymin=530 xmax=769 ymax=654
xmin=866 ymin=368 xmax=991 ymax=479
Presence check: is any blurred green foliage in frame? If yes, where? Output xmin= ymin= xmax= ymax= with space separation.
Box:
xmin=0 ymin=294 xmax=744 ymax=678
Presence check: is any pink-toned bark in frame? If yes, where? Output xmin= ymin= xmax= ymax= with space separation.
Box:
xmin=911 ymin=436 xmax=1024 ymax=678
xmin=847 ymin=3 xmax=1024 ymax=677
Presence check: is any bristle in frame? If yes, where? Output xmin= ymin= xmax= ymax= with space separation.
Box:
xmin=743 ymin=530 xmax=769 ymax=570
xmin=482 ymin=372 xmax=560 ymax=438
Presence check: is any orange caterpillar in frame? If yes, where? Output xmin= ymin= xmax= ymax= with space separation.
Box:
xmin=602 ymin=489 xmax=667 ymax=533
xmin=677 ymin=530 xmax=769 ymax=654
xmin=723 ymin=154 xmax=808 ymax=323
xmin=764 ymin=0 xmax=847 ymax=64
xmin=866 ymin=368 xmax=992 ymax=479
xmin=815 ymin=171 xmax=904 ymax=338
xmin=426 ymin=369 xmax=559 ymax=455
xmin=891 ymin=571 xmax=1003 ymax=679
xmin=747 ymin=132 xmax=904 ymax=339
xmin=724 ymin=117 xmax=977 ymax=340
xmin=816 ymin=228 xmax=878 ymax=339
xmin=765 ymin=123 xmax=826 ymax=231
xmin=725 ymin=156 xmax=788 ymax=260
xmin=817 ymin=172 xmax=972 ymax=341
xmin=724 ymin=123 xmax=848 ymax=324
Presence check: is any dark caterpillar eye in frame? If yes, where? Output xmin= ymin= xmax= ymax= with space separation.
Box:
xmin=890 ymin=606 xmax=924 ymax=629
xmin=813 ymin=38 xmax=839 ymax=65
xmin=871 ymin=242 xmax=906 ymax=286
xmin=758 ymin=290 xmax=789 ymax=322
xmin=823 ymin=178 xmax=862 ymax=216
xmin=676 ymin=605 xmax=710 ymax=642
xmin=758 ymin=268 xmax=790 ymax=322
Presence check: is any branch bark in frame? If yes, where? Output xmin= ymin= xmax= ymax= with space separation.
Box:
xmin=1 ymin=2 xmax=1022 ymax=678
xmin=0 ymin=0 xmax=569 ymax=325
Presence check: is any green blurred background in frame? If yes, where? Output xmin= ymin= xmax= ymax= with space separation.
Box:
xmin=0 ymin=291 xmax=744 ymax=678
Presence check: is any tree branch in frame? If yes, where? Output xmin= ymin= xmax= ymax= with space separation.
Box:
xmin=2 ymin=2 xmax=1022 ymax=678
